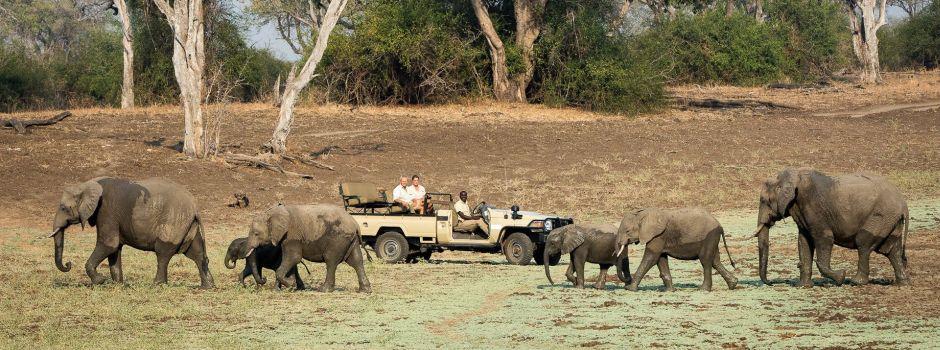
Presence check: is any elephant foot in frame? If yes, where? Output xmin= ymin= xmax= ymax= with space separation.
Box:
xmin=831 ymin=270 xmax=846 ymax=286
xmin=626 ymin=284 xmax=638 ymax=292
xmin=89 ymin=274 xmax=108 ymax=285
xmin=573 ymin=284 xmax=585 ymax=289
xmin=796 ymin=280 xmax=813 ymax=288
xmin=664 ymin=286 xmax=677 ymax=292
xmin=895 ymin=278 xmax=911 ymax=286
xmin=726 ymin=277 xmax=738 ymax=290
xmin=699 ymin=286 xmax=712 ymax=292
xmin=566 ymin=275 xmax=576 ymax=284
xmin=851 ymin=274 xmax=869 ymax=286
xmin=318 ymin=284 xmax=335 ymax=293
xmin=593 ymin=283 xmax=606 ymax=290
xmin=358 ymin=285 xmax=373 ymax=294
xmin=199 ymin=281 xmax=215 ymax=290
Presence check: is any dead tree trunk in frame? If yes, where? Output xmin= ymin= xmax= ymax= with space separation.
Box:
xmin=845 ymin=0 xmax=887 ymax=84
xmin=154 ymin=0 xmax=207 ymax=158
xmin=726 ymin=0 xmax=735 ymax=16
xmin=114 ymin=0 xmax=134 ymax=109
xmin=268 ymin=0 xmax=348 ymax=155
xmin=470 ymin=0 xmax=548 ymax=103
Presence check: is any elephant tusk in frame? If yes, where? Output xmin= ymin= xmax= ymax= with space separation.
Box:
xmin=47 ymin=231 xmax=59 ymax=238
xmin=616 ymin=245 xmax=625 ymax=257
xmin=752 ymin=226 xmax=763 ymax=238
xmin=245 ymin=248 xmax=254 ymax=257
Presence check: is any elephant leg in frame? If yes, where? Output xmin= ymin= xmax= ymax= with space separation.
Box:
xmin=239 ymin=266 xmax=252 ymax=286
xmin=288 ymin=266 xmax=305 ymax=290
xmin=153 ymin=240 xmax=178 ymax=285
xmin=594 ymin=265 xmax=610 ymax=290
xmin=852 ymin=233 xmax=874 ymax=285
xmin=107 ymin=245 xmax=124 ymax=284
xmin=573 ymin=251 xmax=587 ymax=289
xmin=275 ymin=243 xmax=302 ymax=290
xmin=699 ymin=256 xmax=714 ymax=292
xmin=565 ymin=254 xmax=576 ymax=284
xmin=628 ymin=249 xmax=659 ymax=291
xmin=183 ymin=234 xmax=215 ymax=289
xmin=86 ymin=242 xmax=118 ymax=285
xmin=657 ymin=256 xmax=675 ymax=292
xmin=713 ymin=256 xmax=737 ymax=290
xmin=814 ymin=234 xmax=845 ymax=286
xmin=797 ymin=233 xmax=815 ymax=288
xmin=320 ymin=260 xmax=339 ymax=292
xmin=888 ymin=241 xmax=909 ymax=285
xmin=345 ymin=244 xmax=372 ymax=293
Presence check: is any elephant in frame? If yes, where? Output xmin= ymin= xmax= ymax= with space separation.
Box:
xmin=615 ymin=208 xmax=737 ymax=292
xmin=50 ymin=177 xmax=214 ymax=288
xmin=543 ymin=223 xmax=632 ymax=289
xmin=244 ymin=204 xmax=372 ymax=293
xmin=754 ymin=168 xmax=909 ymax=287
xmin=224 ymin=237 xmax=308 ymax=289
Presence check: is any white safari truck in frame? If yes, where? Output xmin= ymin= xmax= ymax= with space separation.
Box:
xmin=339 ymin=183 xmax=573 ymax=265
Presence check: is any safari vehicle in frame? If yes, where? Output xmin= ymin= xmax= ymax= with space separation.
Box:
xmin=339 ymin=183 xmax=573 ymax=265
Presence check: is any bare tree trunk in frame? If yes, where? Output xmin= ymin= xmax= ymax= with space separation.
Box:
xmin=726 ymin=0 xmax=735 ymax=16
xmin=268 ymin=0 xmax=348 ymax=155
xmin=610 ymin=0 xmax=634 ymax=31
xmin=154 ymin=0 xmax=207 ymax=158
xmin=470 ymin=0 xmax=547 ymax=103
xmin=752 ymin=0 xmax=764 ymax=22
xmin=846 ymin=0 xmax=887 ymax=84
xmin=114 ymin=0 xmax=134 ymax=109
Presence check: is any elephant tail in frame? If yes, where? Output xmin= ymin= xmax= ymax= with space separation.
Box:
xmin=177 ymin=215 xmax=202 ymax=254
xmin=355 ymin=228 xmax=372 ymax=262
xmin=299 ymin=261 xmax=311 ymax=275
xmin=902 ymin=205 xmax=909 ymax=269
xmin=721 ymin=227 xmax=736 ymax=269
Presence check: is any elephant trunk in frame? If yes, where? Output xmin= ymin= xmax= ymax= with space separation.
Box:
xmin=51 ymin=228 xmax=72 ymax=272
xmin=247 ymin=251 xmax=265 ymax=285
xmin=544 ymin=248 xmax=555 ymax=285
xmin=224 ymin=250 xmax=237 ymax=269
xmin=616 ymin=249 xmax=632 ymax=284
xmin=756 ymin=225 xmax=770 ymax=285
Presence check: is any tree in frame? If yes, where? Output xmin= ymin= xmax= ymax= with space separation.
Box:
xmin=114 ymin=0 xmax=134 ymax=108
xmin=470 ymin=0 xmax=548 ymax=103
xmin=260 ymin=0 xmax=349 ymax=154
xmin=845 ymin=0 xmax=889 ymax=84
xmin=889 ymin=0 xmax=929 ymax=18
xmin=153 ymin=0 xmax=207 ymax=157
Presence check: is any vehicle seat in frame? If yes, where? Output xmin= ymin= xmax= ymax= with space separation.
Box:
xmin=340 ymin=182 xmax=400 ymax=213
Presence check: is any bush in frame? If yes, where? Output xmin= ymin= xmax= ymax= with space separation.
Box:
xmin=534 ymin=0 xmax=665 ymax=113
xmin=766 ymin=0 xmax=850 ymax=80
xmin=880 ymin=1 xmax=940 ymax=70
xmin=318 ymin=0 xmax=488 ymax=104
xmin=0 ymin=44 xmax=50 ymax=112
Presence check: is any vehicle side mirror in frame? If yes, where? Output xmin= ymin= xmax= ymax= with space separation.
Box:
xmin=511 ymin=205 xmax=522 ymax=220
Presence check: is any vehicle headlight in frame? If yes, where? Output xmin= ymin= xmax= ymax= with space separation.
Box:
xmin=544 ymin=219 xmax=554 ymax=231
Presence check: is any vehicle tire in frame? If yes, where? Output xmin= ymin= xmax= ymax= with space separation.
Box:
xmin=375 ymin=232 xmax=409 ymax=263
xmin=534 ymin=246 xmax=562 ymax=266
xmin=503 ymin=233 xmax=534 ymax=265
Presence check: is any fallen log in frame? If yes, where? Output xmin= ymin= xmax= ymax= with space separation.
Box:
xmin=221 ymin=153 xmax=314 ymax=179
xmin=1 ymin=111 xmax=71 ymax=134
xmin=673 ymin=97 xmax=796 ymax=110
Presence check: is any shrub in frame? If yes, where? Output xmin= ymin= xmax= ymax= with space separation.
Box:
xmin=766 ymin=0 xmax=851 ymax=80
xmin=880 ymin=1 xmax=940 ymax=70
xmin=0 ymin=44 xmax=50 ymax=112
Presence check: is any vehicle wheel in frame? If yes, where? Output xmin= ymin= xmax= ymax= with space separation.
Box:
xmin=534 ymin=246 xmax=562 ymax=266
xmin=375 ymin=232 xmax=409 ymax=263
xmin=503 ymin=233 xmax=534 ymax=265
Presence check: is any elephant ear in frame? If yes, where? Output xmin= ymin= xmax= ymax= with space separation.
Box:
xmin=266 ymin=205 xmax=290 ymax=245
xmin=774 ymin=169 xmax=798 ymax=217
xmin=77 ymin=180 xmax=103 ymax=229
xmin=639 ymin=209 xmax=668 ymax=244
xmin=560 ymin=227 xmax=585 ymax=254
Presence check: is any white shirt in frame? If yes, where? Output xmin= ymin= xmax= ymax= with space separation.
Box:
xmin=407 ymin=185 xmax=426 ymax=200
xmin=393 ymin=185 xmax=412 ymax=202
xmin=454 ymin=199 xmax=471 ymax=221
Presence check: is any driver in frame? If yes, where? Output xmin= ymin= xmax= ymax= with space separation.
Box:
xmin=453 ymin=190 xmax=488 ymax=236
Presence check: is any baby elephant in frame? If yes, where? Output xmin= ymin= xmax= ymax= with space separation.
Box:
xmin=543 ymin=224 xmax=631 ymax=289
xmin=224 ymin=237 xmax=307 ymax=289
xmin=615 ymin=208 xmax=737 ymax=292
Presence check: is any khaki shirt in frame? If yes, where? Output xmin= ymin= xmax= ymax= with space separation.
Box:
xmin=454 ymin=200 xmax=471 ymax=221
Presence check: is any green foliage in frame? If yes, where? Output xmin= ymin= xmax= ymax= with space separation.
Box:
xmin=59 ymin=30 xmax=124 ymax=105
xmin=0 ymin=44 xmax=48 ymax=112
xmin=766 ymin=0 xmax=851 ymax=80
xmin=880 ymin=1 xmax=940 ymax=70
xmin=534 ymin=0 xmax=665 ymax=113
xmin=318 ymin=0 xmax=488 ymax=104
xmin=635 ymin=11 xmax=790 ymax=85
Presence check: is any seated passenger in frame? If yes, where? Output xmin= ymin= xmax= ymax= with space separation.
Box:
xmin=392 ymin=176 xmax=414 ymax=212
xmin=453 ymin=190 xmax=488 ymax=237
xmin=407 ymin=175 xmax=427 ymax=214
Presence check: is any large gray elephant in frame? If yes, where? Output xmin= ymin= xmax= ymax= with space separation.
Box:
xmin=543 ymin=224 xmax=631 ymax=289
xmin=50 ymin=177 xmax=214 ymax=288
xmin=615 ymin=208 xmax=736 ymax=291
xmin=755 ymin=168 xmax=909 ymax=287
xmin=244 ymin=204 xmax=372 ymax=293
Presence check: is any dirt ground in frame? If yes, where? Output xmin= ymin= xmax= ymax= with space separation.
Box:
xmin=1 ymin=72 xmax=939 ymax=348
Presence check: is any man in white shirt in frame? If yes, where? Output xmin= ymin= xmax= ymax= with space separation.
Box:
xmin=407 ymin=175 xmax=427 ymax=214
xmin=453 ymin=190 xmax=488 ymax=236
xmin=392 ymin=176 xmax=414 ymax=212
